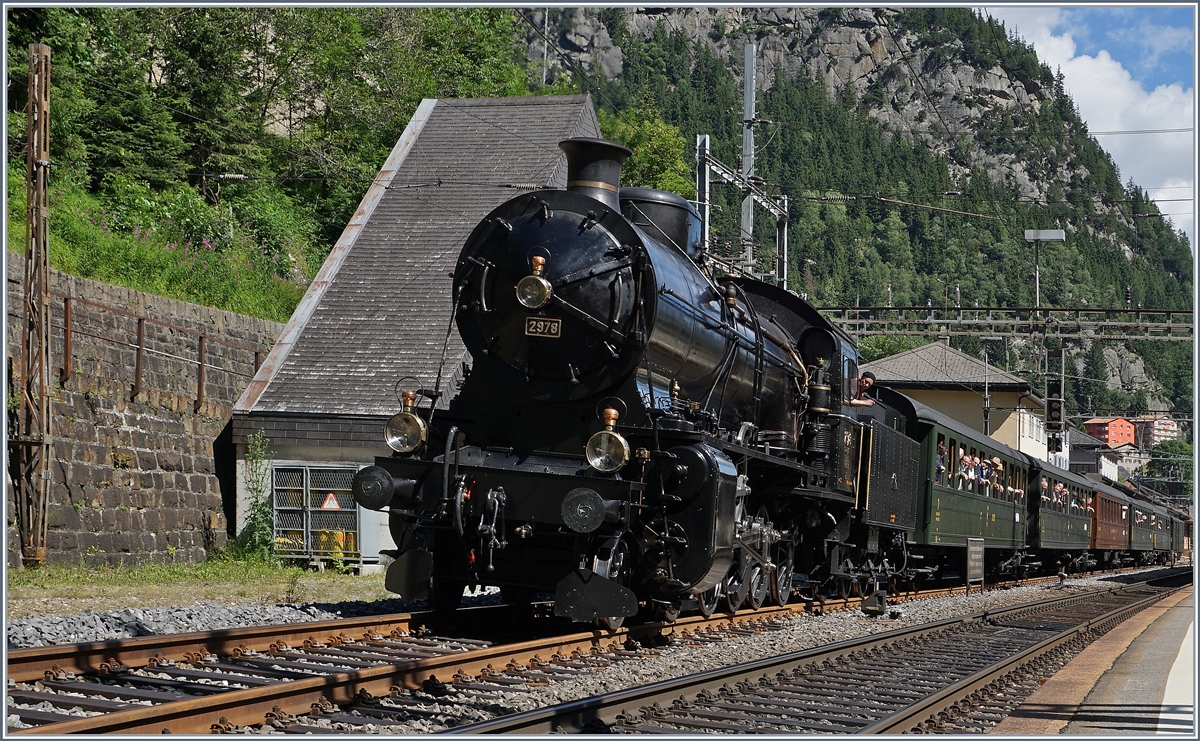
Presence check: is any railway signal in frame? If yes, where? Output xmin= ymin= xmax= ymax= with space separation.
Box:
xmin=1044 ymin=349 xmax=1065 ymax=434
xmin=1047 ymin=434 xmax=1063 ymax=453
xmin=1045 ymin=398 xmax=1065 ymax=432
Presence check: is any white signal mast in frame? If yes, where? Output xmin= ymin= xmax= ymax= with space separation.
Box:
xmin=695 ymin=42 xmax=788 ymax=288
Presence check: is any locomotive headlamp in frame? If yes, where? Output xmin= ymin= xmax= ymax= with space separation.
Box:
xmin=516 ymin=255 xmax=553 ymax=309
xmin=585 ymin=407 xmax=630 ymax=473
xmin=385 ymin=390 xmax=427 ymax=453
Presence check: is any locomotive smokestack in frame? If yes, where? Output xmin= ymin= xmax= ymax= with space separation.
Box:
xmin=558 ymin=138 xmax=632 ymax=210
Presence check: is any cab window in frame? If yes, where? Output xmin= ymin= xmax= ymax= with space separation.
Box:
xmin=842 ymin=353 xmax=857 ymax=404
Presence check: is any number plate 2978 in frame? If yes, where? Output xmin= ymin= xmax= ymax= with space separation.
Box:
xmin=525 ymin=317 xmax=562 ymax=338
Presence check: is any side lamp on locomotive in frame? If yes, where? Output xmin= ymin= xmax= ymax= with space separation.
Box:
xmin=586 ymin=407 xmax=630 ymax=473
xmin=385 ymin=390 xmax=427 ymax=454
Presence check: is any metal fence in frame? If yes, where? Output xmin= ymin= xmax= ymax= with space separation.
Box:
xmin=273 ymin=465 xmax=366 ymax=563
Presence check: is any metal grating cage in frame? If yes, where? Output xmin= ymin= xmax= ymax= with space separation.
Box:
xmin=272 ymin=465 xmax=363 ymax=562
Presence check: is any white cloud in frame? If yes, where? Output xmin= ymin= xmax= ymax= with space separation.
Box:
xmin=1109 ymin=24 xmax=1193 ymax=78
xmin=987 ymin=8 xmax=1196 ymax=248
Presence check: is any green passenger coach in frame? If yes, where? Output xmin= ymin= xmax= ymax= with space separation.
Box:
xmin=880 ymin=390 xmax=1033 ymax=577
xmin=1026 ymin=460 xmax=1094 ymax=568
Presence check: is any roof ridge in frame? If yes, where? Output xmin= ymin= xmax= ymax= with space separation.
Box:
xmin=438 ymin=94 xmax=591 ymax=107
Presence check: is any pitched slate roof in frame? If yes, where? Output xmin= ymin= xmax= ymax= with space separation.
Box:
xmin=861 ymin=340 xmax=1037 ymax=395
xmin=235 ymin=95 xmax=599 ymax=416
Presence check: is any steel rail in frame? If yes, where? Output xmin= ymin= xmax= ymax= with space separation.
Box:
xmin=3 ymin=570 xmax=1074 ymax=684
xmin=7 ymin=607 xmax=790 ymax=734
xmin=859 ymin=584 xmax=1184 ymax=733
xmin=6 ymin=606 xmax=457 ymax=684
xmin=442 ymin=577 xmax=1185 ymax=734
xmin=5 ymin=566 xmax=1160 ymax=734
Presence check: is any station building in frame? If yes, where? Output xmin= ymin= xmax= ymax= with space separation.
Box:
xmin=231 ymin=95 xmax=601 ymax=569
xmin=859 ymin=339 xmax=1055 ymax=464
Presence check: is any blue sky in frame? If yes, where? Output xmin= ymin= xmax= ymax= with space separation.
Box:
xmin=986 ymin=5 xmax=1196 ymax=249
xmin=1051 ymin=7 xmax=1195 ymax=90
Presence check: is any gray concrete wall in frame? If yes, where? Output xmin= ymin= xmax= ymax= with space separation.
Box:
xmin=6 ymin=251 xmax=282 ymax=565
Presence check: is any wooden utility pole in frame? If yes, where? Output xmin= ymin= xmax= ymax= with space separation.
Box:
xmin=14 ymin=43 xmax=52 ymax=565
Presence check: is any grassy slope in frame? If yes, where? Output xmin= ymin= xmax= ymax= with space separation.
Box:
xmin=6 ymin=174 xmax=305 ymax=324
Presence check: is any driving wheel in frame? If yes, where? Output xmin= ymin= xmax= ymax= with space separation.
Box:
xmin=697 ymin=584 xmax=721 ymax=617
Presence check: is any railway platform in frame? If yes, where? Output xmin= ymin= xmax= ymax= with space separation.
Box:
xmin=991 ymin=584 xmax=1194 ymax=735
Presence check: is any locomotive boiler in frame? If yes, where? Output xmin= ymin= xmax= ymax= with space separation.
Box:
xmin=352 ymin=138 xmax=873 ymax=626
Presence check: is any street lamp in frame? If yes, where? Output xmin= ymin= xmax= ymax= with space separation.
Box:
xmin=1024 ymin=229 xmax=1066 ymax=309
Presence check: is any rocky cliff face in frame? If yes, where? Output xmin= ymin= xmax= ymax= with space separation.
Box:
xmin=521 ymin=7 xmax=1175 ymax=410
xmin=525 ymin=7 xmax=1109 ymax=221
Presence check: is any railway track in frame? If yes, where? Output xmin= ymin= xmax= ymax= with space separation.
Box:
xmin=5 ymin=566 xmax=1182 ymax=734
xmin=5 ymin=603 xmax=796 ymax=734
xmin=447 ymin=570 xmax=1191 ymax=734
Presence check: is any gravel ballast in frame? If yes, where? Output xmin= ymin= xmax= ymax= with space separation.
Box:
xmin=5 ymin=590 xmax=502 ymax=649
xmin=333 ymin=570 xmax=1175 ymax=733
xmin=6 ymin=568 xmax=1180 ymax=734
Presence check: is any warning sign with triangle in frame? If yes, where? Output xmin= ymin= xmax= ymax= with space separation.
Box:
xmin=320 ymin=492 xmax=342 ymax=510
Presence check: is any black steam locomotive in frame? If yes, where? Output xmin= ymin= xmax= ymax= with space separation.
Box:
xmin=351 ymin=137 xmax=913 ymax=626
xmin=351 ymin=138 xmax=1185 ymax=627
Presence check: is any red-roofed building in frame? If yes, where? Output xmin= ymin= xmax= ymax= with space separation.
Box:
xmin=1083 ymin=418 xmax=1136 ymax=447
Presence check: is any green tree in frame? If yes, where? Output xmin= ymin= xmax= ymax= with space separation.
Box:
xmin=598 ymin=103 xmax=695 ymax=198
xmin=5 ymin=7 xmax=99 ymax=186
xmin=858 ymin=335 xmax=929 ymax=363
xmin=143 ymin=8 xmax=271 ymax=200
xmin=1145 ymin=440 xmax=1193 ymax=497
xmin=82 ymin=10 xmax=188 ymax=189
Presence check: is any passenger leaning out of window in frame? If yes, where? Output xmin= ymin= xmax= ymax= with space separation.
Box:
xmin=848 ymin=371 xmax=876 ymax=407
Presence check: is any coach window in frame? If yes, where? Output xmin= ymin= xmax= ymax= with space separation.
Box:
xmin=964 ymin=443 xmax=974 ymax=491
xmin=935 ymin=434 xmax=947 ymax=485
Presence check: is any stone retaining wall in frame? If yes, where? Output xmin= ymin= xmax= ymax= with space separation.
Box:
xmin=6 ymin=251 xmax=283 ymax=565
